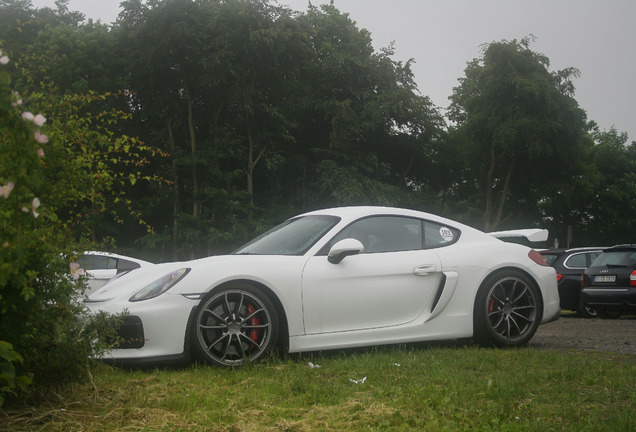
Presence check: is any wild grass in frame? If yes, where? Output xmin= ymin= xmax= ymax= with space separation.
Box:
xmin=1 ymin=344 xmax=634 ymax=431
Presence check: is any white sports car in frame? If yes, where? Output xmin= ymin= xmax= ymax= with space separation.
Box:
xmin=80 ymin=251 xmax=154 ymax=296
xmin=85 ymin=206 xmax=560 ymax=366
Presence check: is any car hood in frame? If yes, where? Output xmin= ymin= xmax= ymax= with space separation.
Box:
xmin=86 ymin=255 xmax=296 ymax=303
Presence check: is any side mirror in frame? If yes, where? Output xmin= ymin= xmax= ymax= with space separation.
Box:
xmin=327 ymin=238 xmax=364 ymax=264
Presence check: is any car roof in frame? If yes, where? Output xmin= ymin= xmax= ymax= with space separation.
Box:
xmin=602 ymin=244 xmax=636 ymax=252
xmin=540 ymin=247 xmax=606 ymax=254
xmin=297 ymin=206 xmax=485 ymax=237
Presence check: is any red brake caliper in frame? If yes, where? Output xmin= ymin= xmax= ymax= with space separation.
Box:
xmin=248 ymin=304 xmax=260 ymax=342
xmin=488 ymin=298 xmax=495 ymax=313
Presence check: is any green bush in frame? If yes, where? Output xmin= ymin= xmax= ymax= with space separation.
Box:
xmin=0 ymin=48 xmax=159 ymax=405
xmin=0 ymin=341 xmax=30 ymax=407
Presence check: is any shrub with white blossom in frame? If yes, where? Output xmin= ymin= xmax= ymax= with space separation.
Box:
xmin=0 ymin=48 xmax=160 ymax=405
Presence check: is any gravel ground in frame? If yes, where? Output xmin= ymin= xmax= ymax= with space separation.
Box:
xmin=530 ymin=314 xmax=636 ymax=355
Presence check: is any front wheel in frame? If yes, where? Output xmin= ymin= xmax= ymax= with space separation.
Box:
xmin=192 ymin=283 xmax=279 ymax=367
xmin=473 ymin=270 xmax=542 ymax=347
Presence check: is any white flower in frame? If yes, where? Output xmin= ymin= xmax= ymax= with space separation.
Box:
xmin=34 ymin=130 xmax=49 ymax=144
xmin=34 ymin=114 xmax=47 ymax=126
xmin=1 ymin=181 xmax=14 ymax=199
xmin=70 ymin=262 xmax=85 ymax=279
xmin=22 ymin=197 xmax=40 ymax=218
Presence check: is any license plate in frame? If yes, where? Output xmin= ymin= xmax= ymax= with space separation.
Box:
xmin=594 ymin=275 xmax=616 ymax=283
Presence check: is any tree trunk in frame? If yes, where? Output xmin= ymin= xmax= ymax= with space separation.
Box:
xmin=483 ymin=143 xmax=515 ymax=232
xmin=483 ymin=142 xmax=496 ymax=231
xmin=245 ymin=123 xmax=268 ymax=207
xmin=492 ymin=155 xmax=516 ymax=231
xmin=184 ymin=84 xmax=199 ymax=219
xmin=167 ymin=120 xmax=179 ymax=261
xmin=246 ymin=126 xmax=254 ymax=206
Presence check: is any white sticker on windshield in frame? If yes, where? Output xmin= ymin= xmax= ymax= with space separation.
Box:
xmin=439 ymin=227 xmax=454 ymax=242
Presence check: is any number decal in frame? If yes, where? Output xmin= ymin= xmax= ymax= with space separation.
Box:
xmin=439 ymin=227 xmax=454 ymax=242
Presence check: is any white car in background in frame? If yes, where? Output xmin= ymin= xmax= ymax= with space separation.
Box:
xmin=85 ymin=206 xmax=559 ymax=367
xmin=80 ymin=251 xmax=154 ymax=296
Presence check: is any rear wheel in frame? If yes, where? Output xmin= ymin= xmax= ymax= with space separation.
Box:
xmin=193 ymin=283 xmax=279 ymax=367
xmin=599 ymin=310 xmax=623 ymax=319
xmin=577 ymin=297 xmax=598 ymax=318
xmin=474 ymin=270 xmax=542 ymax=347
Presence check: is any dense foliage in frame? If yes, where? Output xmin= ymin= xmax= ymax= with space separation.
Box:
xmin=0 ymin=3 xmax=161 ymax=402
xmin=3 ymin=0 xmax=633 ymax=259
xmin=0 ymin=0 xmax=635 ymax=399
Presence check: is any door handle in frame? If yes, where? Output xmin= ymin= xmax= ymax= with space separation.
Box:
xmin=412 ymin=264 xmax=438 ymax=276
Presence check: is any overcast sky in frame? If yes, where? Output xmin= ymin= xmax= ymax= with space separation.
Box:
xmin=30 ymin=0 xmax=636 ymax=143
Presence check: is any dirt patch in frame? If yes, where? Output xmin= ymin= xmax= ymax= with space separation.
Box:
xmin=530 ymin=314 xmax=636 ymax=355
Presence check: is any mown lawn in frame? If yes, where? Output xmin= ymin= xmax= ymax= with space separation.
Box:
xmin=1 ymin=345 xmax=634 ymax=431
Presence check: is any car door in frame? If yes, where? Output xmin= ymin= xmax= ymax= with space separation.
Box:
xmin=301 ymin=216 xmax=445 ymax=334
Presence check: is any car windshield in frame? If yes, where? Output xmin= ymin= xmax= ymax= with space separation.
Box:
xmin=233 ymin=215 xmax=340 ymax=256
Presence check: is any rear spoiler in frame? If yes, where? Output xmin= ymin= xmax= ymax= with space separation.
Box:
xmin=488 ymin=229 xmax=549 ymax=243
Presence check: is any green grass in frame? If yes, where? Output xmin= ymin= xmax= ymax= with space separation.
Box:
xmin=1 ymin=346 xmax=634 ymax=431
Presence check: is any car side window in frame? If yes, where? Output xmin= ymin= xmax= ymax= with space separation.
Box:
xmin=80 ymin=255 xmax=118 ymax=270
xmin=324 ymin=216 xmax=460 ymax=254
xmin=589 ymin=252 xmax=602 ymax=264
xmin=328 ymin=216 xmax=423 ymax=253
xmin=423 ymin=222 xmax=459 ymax=248
xmin=564 ymin=253 xmax=587 ymax=268
xmin=587 ymin=252 xmax=602 ymax=266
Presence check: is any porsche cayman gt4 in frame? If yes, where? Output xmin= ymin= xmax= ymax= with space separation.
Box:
xmin=85 ymin=206 xmax=560 ymax=367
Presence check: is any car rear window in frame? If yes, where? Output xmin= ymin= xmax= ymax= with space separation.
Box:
xmin=79 ymin=255 xmax=118 ymax=270
xmin=541 ymin=253 xmax=559 ymax=266
xmin=592 ymin=251 xmax=636 ymax=267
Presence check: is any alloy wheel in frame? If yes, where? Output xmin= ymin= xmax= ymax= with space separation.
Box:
xmin=195 ymin=288 xmax=275 ymax=366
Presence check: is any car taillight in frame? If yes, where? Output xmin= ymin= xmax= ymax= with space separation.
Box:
xmin=631 ymin=270 xmax=636 ymax=286
xmin=528 ymin=250 xmax=548 ymax=266
xmin=556 ymin=273 xmax=563 ymax=282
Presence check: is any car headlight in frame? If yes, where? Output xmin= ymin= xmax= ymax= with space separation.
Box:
xmin=129 ymin=268 xmax=190 ymax=302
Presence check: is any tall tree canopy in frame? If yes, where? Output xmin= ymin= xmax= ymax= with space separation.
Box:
xmin=113 ymin=0 xmax=445 ymax=258
xmin=448 ymin=37 xmax=590 ymax=232
xmin=1 ymin=0 xmax=632 ymax=256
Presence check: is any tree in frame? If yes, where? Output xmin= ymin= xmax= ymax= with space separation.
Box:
xmin=288 ymin=2 xmax=445 ymax=209
xmin=563 ymin=127 xmax=636 ymax=245
xmin=116 ymin=0 xmax=302 ymax=258
xmin=448 ymin=37 xmax=589 ymax=231
xmin=18 ymin=20 xmax=120 ymax=95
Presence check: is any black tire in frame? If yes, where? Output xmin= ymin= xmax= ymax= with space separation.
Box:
xmin=192 ymin=283 xmax=279 ymax=367
xmin=599 ymin=310 xmax=622 ymax=319
xmin=473 ymin=270 xmax=542 ymax=347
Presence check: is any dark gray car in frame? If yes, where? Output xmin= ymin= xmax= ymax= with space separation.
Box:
xmin=540 ymin=247 xmax=604 ymax=317
xmin=581 ymin=244 xmax=636 ymax=318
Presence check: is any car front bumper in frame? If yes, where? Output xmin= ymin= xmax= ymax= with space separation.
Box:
xmin=85 ymin=292 xmax=201 ymax=364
